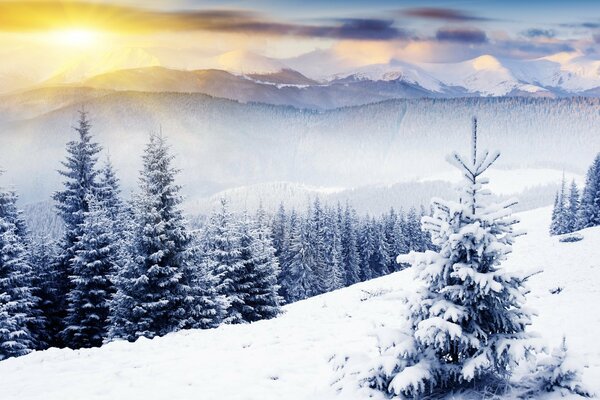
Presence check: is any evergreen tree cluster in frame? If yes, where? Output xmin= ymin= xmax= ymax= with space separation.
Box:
xmin=0 ymin=111 xmax=435 ymax=359
xmin=272 ymin=200 xmax=433 ymax=304
xmin=550 ymin=155 xmax=600 ymax=235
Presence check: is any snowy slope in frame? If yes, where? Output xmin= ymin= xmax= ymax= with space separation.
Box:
xmin=1 ymin=207 xmax=598 ymax=399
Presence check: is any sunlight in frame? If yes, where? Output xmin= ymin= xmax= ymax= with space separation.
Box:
xmin=50 ymin=29 xmax=102 ymax=47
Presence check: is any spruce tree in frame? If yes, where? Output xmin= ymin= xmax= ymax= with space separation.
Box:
xmin=0 ymin=189 xmax=37 ymax=359
xmin=109 ymin=134 xmax=195 ymax=341
xmin=369 ymin=218 xmax=390 ymax=278
xmin=341 ymin=202 xmax=361 ymax=286
xmin=188 ymin=233 xmax=223 ymax=330
xmin=62 ymin=196 xmax=115 ymax=348
xmin=579 ymin=154 xmax=600 ymax=228
xmin=366 ymin=118 xmax=535 ymax=397
xmin=309 ymin=197 xmax=328 ymax=294
xmin=280 ymin=210 xmax=316 ymax=302
xmin=565 ymin=180 xmax=580 ymax=233
xmin=272 ymin=203 xmax=288 ymax=261
xmin=358 ymin=219 xmax=374 ymax=282
xmin=550 ymin=176 xmax=568 ymax=235
xmin=238 ymin=207 xmax=282 ymax=322
xmin=52 ymin=110 xmax=102 ymax=346
xmin=203 ymin=199 xmax=246 ymax=324
xmin=29 ymin=237 xmax=60 ymax=349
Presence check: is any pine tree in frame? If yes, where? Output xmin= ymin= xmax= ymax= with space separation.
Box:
xmin=550 ymin=176 xmax=568 ymax=235
xmin=579 ymin=154 xmax=600 ymax=228
xmin=109 ymin=134 xmax=195 ymax=341
xmin=188 ymin=233 xmax=223 ymax=330
xmin=52 ymin=110 xmax=102 ymax=346
xmin=383 ymin=208 xmax=400 ymax=272
xmin=203 ymin=199 xmax=246 ymax=324
xmin=0 ymin=189 xmax=37 ymax=359
xmin=367 ymin=118 xmax=535 ymax=397
xmin=62 ymin=196 xmax=115 ymax=348
xmin=405 ymin=207 xmax=422 ymax=251
xmin=319 ymin=206 xmax=344 ymax=292
xmin=565 ymin=180 xmax=580 ymax=233
xmin=237 ymin=207 xmax=282 ymax=322
xmin=272 ymin=203 xmax=288 ymax=261
xmin=29 ymin=237 xmax=60 ymax=349
xmin=280 ymin=210 xmax=316 ymax=302
xmin=358 ymin=219 xmax=374 ymax=282
xmin=369 ymin=218 xmax=390 ymax=278
xmin=309 ymin=197 xmax=328 ymax=294
xmin=341 ymin=202 xmax=360 ymax=286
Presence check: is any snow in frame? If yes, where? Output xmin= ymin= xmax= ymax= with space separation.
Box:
xmin=1 ymin=206 xmax=599 ymax=399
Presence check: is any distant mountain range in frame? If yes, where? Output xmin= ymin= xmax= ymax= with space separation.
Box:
xmin=2 ymin=49 xmax=600 ymax=109
xmin=1 ymin=88 xmax=598 ymax=206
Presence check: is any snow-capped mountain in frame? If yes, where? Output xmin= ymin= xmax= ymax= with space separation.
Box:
xmin=2 ymin=207 xmax=598 ymax=399
xmin=4 ymin=48 xmax=600 ymax=105
xmin=327 ymin=52 xmax=600 ymax=97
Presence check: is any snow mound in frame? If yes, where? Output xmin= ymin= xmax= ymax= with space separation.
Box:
xmin=1 ymin=207 xmax=598 ymax=399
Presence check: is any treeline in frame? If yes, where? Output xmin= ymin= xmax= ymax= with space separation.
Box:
xmin=0 ymin=112 xmax=432 ymax=360
xmin=550 ymin=154 xmax=600 ymax=235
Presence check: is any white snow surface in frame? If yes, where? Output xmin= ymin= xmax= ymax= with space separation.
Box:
xmin=2 ymin=207 xmax=599 ymax=399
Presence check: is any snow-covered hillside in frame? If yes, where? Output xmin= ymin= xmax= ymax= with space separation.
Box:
xmin=2 ymin=207 xmax=598 ymax=399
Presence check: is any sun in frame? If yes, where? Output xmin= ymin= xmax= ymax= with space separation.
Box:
xmin=50 ymin=28 xmax=102 ymax=47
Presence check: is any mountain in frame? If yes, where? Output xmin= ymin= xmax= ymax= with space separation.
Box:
xmin=73 ymin=52 xmax=600 ymax=109
xmin=185 ymin=177 xmax=562 ymax=217
xmin=81 ymin=66 xmax=406 ymax=109
xmin=246 ymin=69 xmax=318 ymax=86
xmin=1 ymin=93 xmax=598 ymax=206
xmin=1 ymin=207 xmax=598 ymax=399
xmin=329 ymin=52 xmax=600 ymax=98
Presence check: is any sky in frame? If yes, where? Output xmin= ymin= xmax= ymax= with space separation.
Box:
xmin=1 ymin=0 xmax=599 ymax=91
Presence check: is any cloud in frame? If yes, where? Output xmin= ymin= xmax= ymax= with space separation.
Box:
xmin=561 ymin=22 xmax=600 ymax=29
xmin=0 ymin=1 xmax=407 ymax=40
xmin=227 ymin=19 xmax=408 ymax=40
xmin=594 ymin=34 xmax=600 ymax=43
xmin=400 ymin=7 xmax=491 ymax=22
xmin=522 ymin=28 xmax=556 ymax=38
xmin=435 ymin=28 xmax=488 ymax=43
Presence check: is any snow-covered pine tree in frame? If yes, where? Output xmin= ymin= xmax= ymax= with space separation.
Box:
xmin=358 ymin=219 xmax=374 ymax=282
xmin=394 ymin=209 xmax=411 ymax=270
xmin=405 ymin=207 xmax=422 ymax=251
xmin=340 ymin=202 xmax=360 ymax=286
xmin=383 ymin=208 xmax=400 ymax=272
xmin=272 ymin=203 xmax=288 ymax=262
xmin=62 ymin=195 xmax=115 ymax=348
xmin=280 ymin=210 xmax=316 ymax=302
xmin=52 ymin=110 xmax=102 ymax=346
xmin=309 ymin=197 xmax=329 ymax=294
xmin=203 ymin=199 xmax=246 ymax=325
xmin=0 ymin=189 xmax=37 ymax=359
xmin=238 ymin=207 xmax=282 ymax=322
xmin=188 ymin=232 xmax=223 ymax=330
xmin=109 ymin=134 xmax=196 ymax=341
xmin=368 ymin=218 xmax=390 ymax=278
xmin=550 ymin=175 xmax=568 ymax=235
xmin=565 ymin=180 xmax=580 ymax=233
xmin=367 ymin=117 xmax=535 ymax=397
xmin=319 ymin=206 xmax=344 ymax=292
xmin=29 ymin=236 xmax=60 ymax=349
xmin=579 ymin=154 xmax=600 ymax=228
